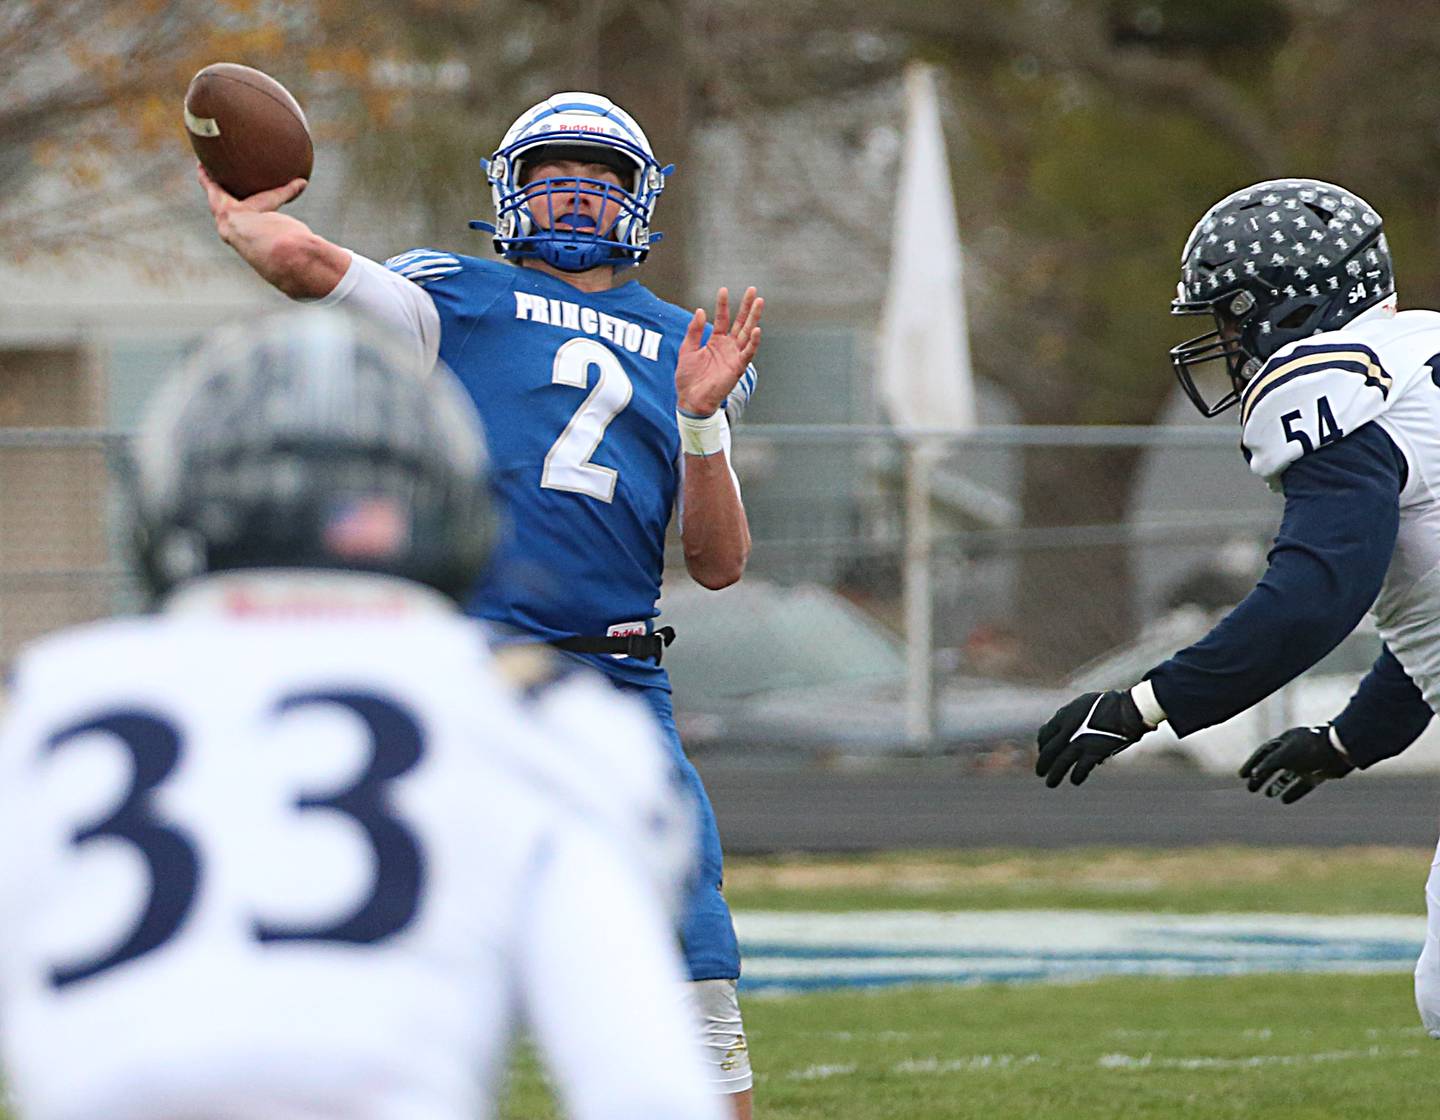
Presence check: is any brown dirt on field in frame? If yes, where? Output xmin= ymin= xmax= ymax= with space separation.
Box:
xmin=723 ymin=846 xmax=1429 ymax=896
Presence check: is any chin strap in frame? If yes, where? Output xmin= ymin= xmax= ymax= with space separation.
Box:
xmin=469 ymin=221 xmax=660 ymax=272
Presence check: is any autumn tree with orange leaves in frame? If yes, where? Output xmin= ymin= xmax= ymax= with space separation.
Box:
xmin=16 ymin=0 xmax=1440 ymax=672
xmin=0 ymin=0 xmax=699 ymax=297
xmin=1 ymin=1 xmax=302 ymax=257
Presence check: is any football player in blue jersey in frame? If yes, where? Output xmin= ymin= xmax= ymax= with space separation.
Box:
xmin=1031 ymin=178 xmax=1440 ymax=1036
xmin=199 ymin=91 xmax=760 ymax=1115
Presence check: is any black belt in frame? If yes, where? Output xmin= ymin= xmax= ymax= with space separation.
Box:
xmin=549 ymin=626 xmax=676 ymax=665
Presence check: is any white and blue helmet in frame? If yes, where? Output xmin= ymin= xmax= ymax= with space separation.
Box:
xmin=473 ymin=92 xmax=669 ymax=273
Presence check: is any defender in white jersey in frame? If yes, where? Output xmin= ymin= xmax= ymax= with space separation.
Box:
xmin=1030 ymin=179 xmax=1440 ymax=1036
xmin=0 ymin=310 xmax=723 ymax=1120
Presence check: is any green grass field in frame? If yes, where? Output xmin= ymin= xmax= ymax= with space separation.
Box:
xmin=504 ymin=974 xmax=1429 ymax=1119
xmin=498 ymin=847 xmax=1439 ymax=1119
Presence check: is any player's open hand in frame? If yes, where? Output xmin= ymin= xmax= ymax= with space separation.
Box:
xmin=675 ymin=286 xmax=763 ymax=417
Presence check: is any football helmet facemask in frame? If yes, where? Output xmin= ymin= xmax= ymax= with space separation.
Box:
xmin=473 ymin=91 xmax=669 ymax=273
xmin=132 ymin=309 xmax=496 ymax=603
xmin=1170 ymin=178 xmax=1395 ymax=417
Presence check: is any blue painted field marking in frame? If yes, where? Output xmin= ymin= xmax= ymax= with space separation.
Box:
xmin=734 ymin=910 xmax=1427 ymax=994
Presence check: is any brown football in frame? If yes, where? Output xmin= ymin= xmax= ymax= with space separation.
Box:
xmin=184 ymin=63 xmax=313 ymax=198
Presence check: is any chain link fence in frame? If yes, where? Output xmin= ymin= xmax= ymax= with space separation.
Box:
xmin=659 ymin=424 xmax=1325 ymax=769
xmin=0 ymin=429 xmax=133 ymax=662
xmin=9 ymin=421 xmax=1376 ymax=772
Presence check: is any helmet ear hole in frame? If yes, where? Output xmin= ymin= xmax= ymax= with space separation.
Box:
xmin=1276 ymin=306 xmax=1313 ymax=330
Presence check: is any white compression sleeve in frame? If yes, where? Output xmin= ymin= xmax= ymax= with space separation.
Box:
xmin=311 ymin=251 xmax=442 ymax=373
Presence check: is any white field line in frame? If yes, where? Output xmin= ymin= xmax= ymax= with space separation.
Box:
xmin=894 ymin=1055 xmax=1043 ymax=1073
xmin=736 ymin=909 xmax=1427 ymax=992
xmin=735 ymin=909 xmax=1426 ymax=950
xmin=1097 ymin=1047 xmax=1424 ymax=1070
xmin=779 ymin=1045 xmax=1425 ymax=1082
xmin=786 ymin=1063 xmax=857 ymax=1080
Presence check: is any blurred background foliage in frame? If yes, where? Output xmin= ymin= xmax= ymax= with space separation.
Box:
xmin=7 ymin=0 xmax=1440 ymax=667
xmin=13 ymin=0 xmax=1440 ymax=416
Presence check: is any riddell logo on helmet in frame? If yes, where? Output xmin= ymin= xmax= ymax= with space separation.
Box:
xmin=557 ymin=124 xmax=614 ymax=135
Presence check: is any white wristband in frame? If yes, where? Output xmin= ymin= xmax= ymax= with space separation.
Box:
xmin=678 ymin=409 xmax=726 ymax=457
xmin=1328 ymin=724 xmax=1355 ymax=764
xmin=1130 ymin=679 xmax=1167 ymax=729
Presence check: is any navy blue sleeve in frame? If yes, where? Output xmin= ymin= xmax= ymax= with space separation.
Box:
xmin=1147 ymin=422 xmax=1405 ymax=737
xmin=1332 ymin=644 xmax=1433 ymax=768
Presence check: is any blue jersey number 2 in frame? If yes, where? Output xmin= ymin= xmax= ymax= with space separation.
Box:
xmin=541 ymin=338 xmax=633 ymax=503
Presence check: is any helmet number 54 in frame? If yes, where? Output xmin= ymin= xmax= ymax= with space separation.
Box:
xmin=540 ymin=338 xmax=633 ymax=503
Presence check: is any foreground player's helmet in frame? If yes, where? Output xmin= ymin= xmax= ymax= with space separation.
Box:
xmin=132 ymin=309 xmax=496 ymax=602
xmin=1169 ymin=178 xmax=1395 ymax=416
xmin=474 ymin=91 xmax=668 ymax=272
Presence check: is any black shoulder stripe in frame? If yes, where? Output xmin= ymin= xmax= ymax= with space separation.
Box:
xmin=1241 ymin=342 xmax=1390 ymax=425
xmin=1244 ymin=360 xmax=1387 ymax=419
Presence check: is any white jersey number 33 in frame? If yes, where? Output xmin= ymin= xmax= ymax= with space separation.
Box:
xmin=44 ymin=690 xmax=423 ymax=989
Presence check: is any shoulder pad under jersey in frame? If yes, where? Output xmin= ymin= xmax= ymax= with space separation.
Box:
xmin=1240 ymin=337 xmax=1393 ymax=479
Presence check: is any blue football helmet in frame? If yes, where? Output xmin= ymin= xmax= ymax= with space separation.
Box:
xmin=473 ymin=92 xmax=669 ymax=272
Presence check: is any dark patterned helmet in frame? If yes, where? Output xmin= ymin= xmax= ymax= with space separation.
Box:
xmin=132 ymin=308 xmax=495 ymax=602
xmin=1169 ymin=178 xmax=1394 ymax=416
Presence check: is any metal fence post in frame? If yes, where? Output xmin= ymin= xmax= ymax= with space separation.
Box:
xmin=903 ymin=436 xmax=937 ymax=747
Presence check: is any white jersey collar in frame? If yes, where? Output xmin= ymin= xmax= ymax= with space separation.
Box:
xmin=164 ymin=571 xmax=457 ymax=619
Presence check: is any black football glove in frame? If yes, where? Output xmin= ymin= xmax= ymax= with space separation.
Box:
xmin=1239 ymin=724 xmax=1354 ymax=804
xmin=1036 ymin=689 xmax=1151 ymax=788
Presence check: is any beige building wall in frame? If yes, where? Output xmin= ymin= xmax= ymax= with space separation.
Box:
xmin=0 ymin=345 xmax=111 ymax=663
